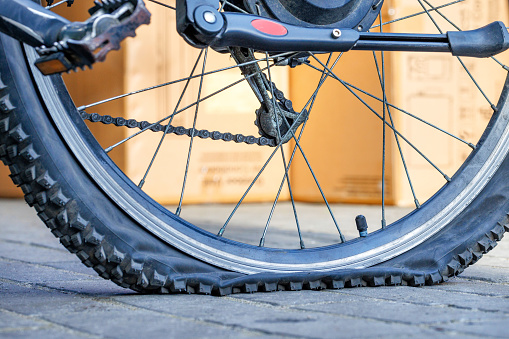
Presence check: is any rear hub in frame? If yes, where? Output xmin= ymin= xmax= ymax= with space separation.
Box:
xmin=241 ymin=0 xmax=383 ymax=31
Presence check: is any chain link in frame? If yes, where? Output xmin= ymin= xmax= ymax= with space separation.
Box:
xmin=80 ymin=111 xmax=277 ymax=147
xmin=79 ymin=61 xmax=305 ymax=148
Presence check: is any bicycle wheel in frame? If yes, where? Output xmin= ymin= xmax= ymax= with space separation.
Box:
xmin=0 ymin=0 xmax=508 ymax=294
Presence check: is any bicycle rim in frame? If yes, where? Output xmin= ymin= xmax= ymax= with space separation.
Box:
xmin=27 ymin=0 xmax=509 ymax=274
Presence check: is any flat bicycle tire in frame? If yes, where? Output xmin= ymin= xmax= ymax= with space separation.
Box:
xmin=0 ymin=9 xmax=509 ymax=293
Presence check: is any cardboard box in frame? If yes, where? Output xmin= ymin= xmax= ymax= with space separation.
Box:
xmin=289 ymin=0 xmax=509 ymax=206
xmin=389 ymin=0 xmax=509 ymax=206
xmin=0 ymin=165 xmax=23 ymax=198
xmin=49 ymin=2 xmax=290 ymax=205
xmin=289 ymin=50 xmax=395 ymax=204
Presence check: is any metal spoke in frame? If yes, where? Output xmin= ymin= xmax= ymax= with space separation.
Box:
xmin=219 ymin=53 xmax=343 ymax=239
xmin=376 ymin=15 xmax=388 ymax=228
xmin=309 ymin=53 xmax=451 ymax=182
xmin=218 ymin=144 xmax=282 ymax=237
xmin=77 ymin=52 xmax=297 ymax=111
xmin=148 ymin=0 xmax=175 ymax=10
xmin=278 ymin=54 xmax=346 ymax=242
xmin=222 ymin=1 xmax=249 ymax=14
xmin=176 ymin=49 xmax=208 ymax=215
xmin=303 ymin=62 xmax=476 ymax=149
xmin=372 ymin=0 xmax=465 ymax=29
xmin=456 ymin=58 xmax=497 ymax=111
xmin=104 ymin=56 xmax=292 ymax=153
xmin=372 ymin=14 xmax=418 ymax=222
xmin=372 ymin=51 xmax=420 ymax=210
xmin=415 ymin=0 xmax=442 ymax=31
xmin=259 ymin=52 xmax=304 ymax=248
xmin=353 ymin=80 xmax=476 ymax=148
xmin=373 ymin=52 xmax=420 ymax=209
xmin=138 ymin=49 xmax=205 ymax=188
xmin=45 ymin=0 xmax=70 ymax=10
xmin=416 ymin=0 xmax=497 ymax=111
xmin=490 ymin=54 xmax=509 ymax=71
xmin=382 ymin=70 xmax=387 ymax=226
xmin=261 ymin=53 xmax=339 ymax=248
xmin=280 ymin=110 xmax=346 ymax=243
xmin=297 ymin=53 xmax=345 ymax=120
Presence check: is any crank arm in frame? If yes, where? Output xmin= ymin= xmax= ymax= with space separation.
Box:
xmin=182 ymin=6 xmax=509 ymax=58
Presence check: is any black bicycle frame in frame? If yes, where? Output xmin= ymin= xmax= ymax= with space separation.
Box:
xmin=177 ymin=0 xmax=509 ymax=58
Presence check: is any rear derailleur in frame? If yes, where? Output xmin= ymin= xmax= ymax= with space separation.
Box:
xmin=231 ymin=47 xmax=308 ymax=144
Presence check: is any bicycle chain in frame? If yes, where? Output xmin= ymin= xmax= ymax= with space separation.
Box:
xmin=80 ymin=79 xmax=302 ymax=148
xmin=80 ymin=110 xmax=277 ymax=146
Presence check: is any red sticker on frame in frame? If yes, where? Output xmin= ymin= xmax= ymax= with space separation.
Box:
xmin=251 ymin=19 xmax=288 ymax=36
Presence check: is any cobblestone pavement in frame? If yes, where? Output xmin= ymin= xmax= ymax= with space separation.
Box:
xmin=1 ymin=198 xmax=509 ymax=338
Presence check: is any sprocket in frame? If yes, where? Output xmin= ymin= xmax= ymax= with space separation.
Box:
xmin=255 ymin=102 xmax=309 ymax=144
xmin=230 ymin=47 xmax=308 ymax=144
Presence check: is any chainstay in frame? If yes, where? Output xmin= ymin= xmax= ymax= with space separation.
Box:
xmin=80 ymin=111 xmax=278 ymax=147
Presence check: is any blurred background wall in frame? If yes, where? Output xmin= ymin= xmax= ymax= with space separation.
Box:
xmin=1 ymin=0 xmax=508 ymax=208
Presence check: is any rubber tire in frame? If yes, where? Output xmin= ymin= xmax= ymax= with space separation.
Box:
xmin=0 ymin=31 xmax=508 ymax=294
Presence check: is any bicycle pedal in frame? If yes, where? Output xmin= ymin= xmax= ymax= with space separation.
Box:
xmin=35 ymin=40 xmax=95 ymax=75
xmin=88 ymin=0 xmax=151 ymax=62
xmin=35 ymin=52 xmax=74 ymax=76
xmin=36 ymin=0 xmax=150 ymax=75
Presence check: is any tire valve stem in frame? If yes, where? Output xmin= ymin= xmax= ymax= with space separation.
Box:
xmin=355 ymin=215 xmax=369 ymax=238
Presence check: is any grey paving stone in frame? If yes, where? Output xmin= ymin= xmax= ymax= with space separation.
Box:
xmin=113 ymin=294 xmax=433 ymax=338
xmin=230 ymin=290 xmax=360 ymax=306
xmin=459 ymin=264 xmax=509 ymax=284
xmin=293 ymin=298 xmax=495 ymax=325
xmin=438 ymin=317 xmax=509 ymax=338
xmin=0 ymin=200 xmax=60 ymax=249
xmin=0 ymin=281 xmax=113 ymax=316
xmin=44 ymin=260 xmax=102 ymax=277
xmin=42 ymin=307 xmax=272 ymax=339
xmin=0 ymin=259 xmax=96 ymax=283
xmin=0 ymin=309 xmax=45 ymax=330
xmin=376 ymin=331 xmax=480 ymax=339
xmin=334 ymin=286 xmax=509 ymax=314
xmin=0 ymin=240 xmax=71 ymax=264
xmin=41 ymin=279 xmax=134 ymax=296
xmin=0 ymin=328 xmax=92 ymax=339
xmin=474 ymin=256 xmax=509 ymax=269
xmin=0 ymin=282 xmax=280 ymax=338
xmin=0 ymin=310 xmax=92 ymax=339
xmin=429 ymin=278 xmax=509 ymax=297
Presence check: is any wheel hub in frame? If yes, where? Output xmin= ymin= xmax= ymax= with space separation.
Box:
xmin=241 ymin=0 xmax=383 ymax=31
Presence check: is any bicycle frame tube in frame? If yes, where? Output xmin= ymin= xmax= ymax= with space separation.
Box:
xmin=0 ymin=0 xmax=69 ymax=47
xmin=176 ymin=0 xmax=509 ymax=58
